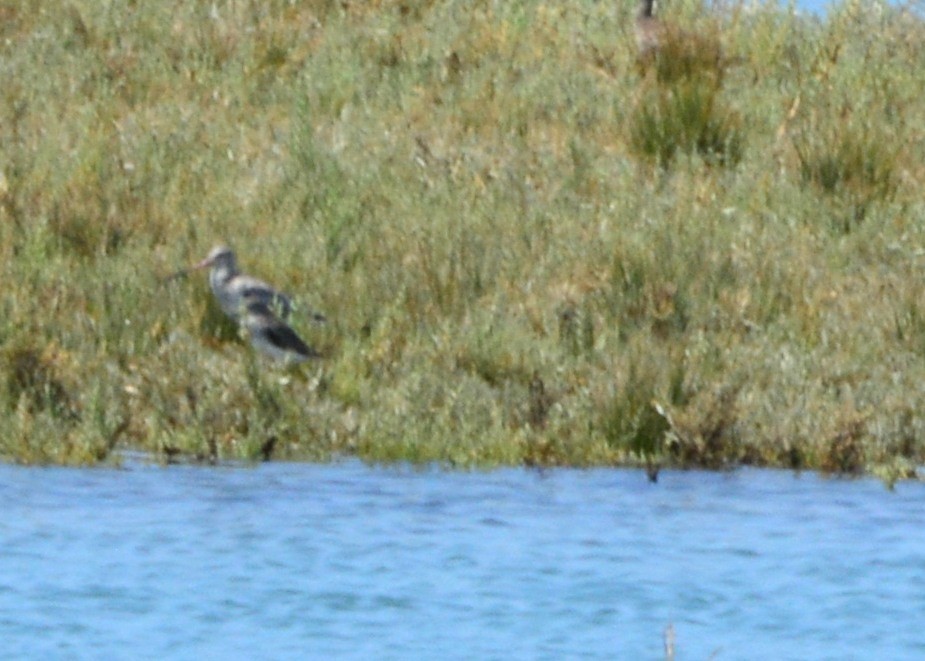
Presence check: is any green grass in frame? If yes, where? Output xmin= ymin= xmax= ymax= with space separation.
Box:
xmin=1 ymin=0 xmax=925 ymax=482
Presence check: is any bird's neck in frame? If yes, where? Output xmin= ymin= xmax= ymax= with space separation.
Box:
xmin=638 ymin=0 xmax=656 ymax=19
xmin=210 ymin=263 xmax=238 ymax=288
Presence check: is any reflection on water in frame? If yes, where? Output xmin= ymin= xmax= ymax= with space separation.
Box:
xmin=1 ymin=462 xmax=923 ymax=659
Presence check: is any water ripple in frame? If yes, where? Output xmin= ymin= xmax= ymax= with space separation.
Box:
xmin=1 ymin=463 xmax=924 ymax=659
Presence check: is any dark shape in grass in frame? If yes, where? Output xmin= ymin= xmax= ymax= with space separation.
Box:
xmin=527 ymin=372 xmax=552 ymax=430
xmin=260 ymin=435 xmax=278 ymax=461
xmin=820 ymin=416 xmax=866 ymax=475
xmin=558 ymin=304 xmax=594 ymax=356
xmin=4 ymin=346 xmax=79 ymax=423
xmin=793 ymin=123 xmax=898 ymax=232
xmin=630 ymin=81 xmax=743 ymax=167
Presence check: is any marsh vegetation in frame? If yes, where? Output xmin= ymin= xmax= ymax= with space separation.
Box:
xmin=1 ymin=1 xmax=924 ymax=481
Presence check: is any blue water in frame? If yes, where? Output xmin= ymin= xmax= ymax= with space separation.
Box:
xmin=1 ymin=462 xmax=923 ymax=660
xmin=783 ymin=0 xmax=901 ymax=14
xmin=799 ymin=0 xmax=828 ymax=13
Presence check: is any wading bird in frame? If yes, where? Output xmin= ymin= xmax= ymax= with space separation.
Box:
xmin=184 ymin=244 xmax=324 ymax=363
xmin=634 ymin=0 xmax=662 ymax=63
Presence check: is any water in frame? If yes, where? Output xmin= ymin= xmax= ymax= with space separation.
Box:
xmin=781 ymin=0 xmax=901 ymax=15
xmin=2 ymin=462 xmax=923 ymax=660
xmin=773 ymin=0 xmax=910 ymax=15
xmin=795 ymin=0 xmax=826 ymax=13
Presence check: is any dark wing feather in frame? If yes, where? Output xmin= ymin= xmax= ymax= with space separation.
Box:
xmin=263 ymin=322 xmax=320 ymax=359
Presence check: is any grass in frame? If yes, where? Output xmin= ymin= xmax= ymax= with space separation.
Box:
xmin=1 ymin=0 xmax=925 ymax=482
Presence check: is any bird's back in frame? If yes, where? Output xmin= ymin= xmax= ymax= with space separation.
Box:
xmin=211 ymin=271 xmax=292 ymax=320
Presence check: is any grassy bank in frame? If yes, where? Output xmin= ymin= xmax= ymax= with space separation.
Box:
xmin=1 ymin=0 xmax=925 ymax=481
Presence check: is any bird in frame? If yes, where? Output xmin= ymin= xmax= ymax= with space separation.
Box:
xmin=634 ymin=0 xmax=662 ymax=64
xmin=240 ymin=298 xmax=321 ymax=364
xmin=633 ymin=0 xmax=725 ymax=83
xmin=183 ymin=244 xmax=326 ymax=364
xmin=191 ymin=245 xmax=295 ymax=321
